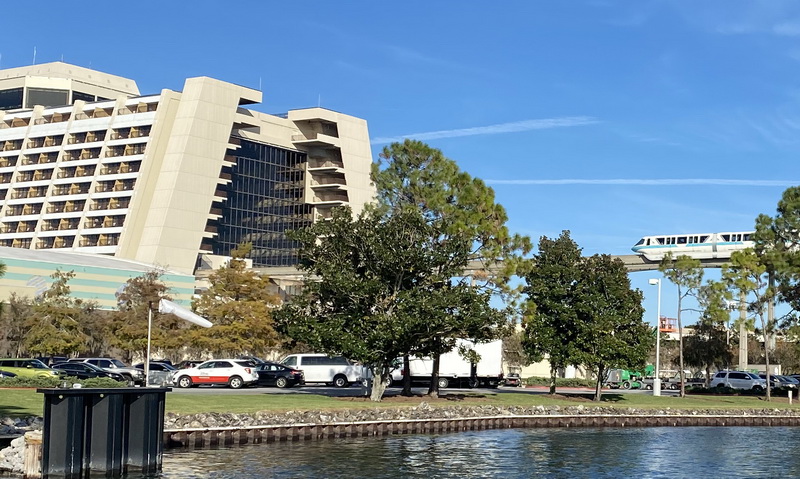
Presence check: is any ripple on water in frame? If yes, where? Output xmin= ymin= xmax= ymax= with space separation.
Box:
xmin=148 ymin=427 xmax=800 ymax=479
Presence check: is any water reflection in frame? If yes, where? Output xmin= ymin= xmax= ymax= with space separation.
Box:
xmin=155 ymin=427 xmax=800 ymax=478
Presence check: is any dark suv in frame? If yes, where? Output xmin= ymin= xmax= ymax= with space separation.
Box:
xmin=68 ymin=358 xmax=144 ymax=384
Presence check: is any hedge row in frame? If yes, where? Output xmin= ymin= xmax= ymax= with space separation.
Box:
xmin=0 ymin=376 xmax=127 ymax=389
xmin=522 ymin=376 xmax=596 ymax=388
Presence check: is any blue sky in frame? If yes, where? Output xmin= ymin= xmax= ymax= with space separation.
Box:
xmin=3 ymin=1 xmax=799 ymax=326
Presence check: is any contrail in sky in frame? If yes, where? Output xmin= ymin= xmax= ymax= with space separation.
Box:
xmin=371 ymin=116 xmax=598 ymax=144
xmin=485 ymin=179 xmax=798 ymax=186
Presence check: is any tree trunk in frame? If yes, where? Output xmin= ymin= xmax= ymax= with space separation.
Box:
xmin=401 ymin=355 xmax=413 ymax=397
xmin=549 ymin=363 xmax=557 ymax=395
xmin=427 ymin=354 xmax=440 ymax=398
xmin=704 ymin=366 xmax=711 ymax=388
xmin=594 ymin=365 xmax=604 ymax=402
xmin=678 ymin=297 xmax=686 ymax=398
xmin=370 ymin=374 xmax=388 ymax=402
xmin=765 ymin=330 xmax=771 ymax=401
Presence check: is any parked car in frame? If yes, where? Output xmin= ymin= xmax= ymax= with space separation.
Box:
xmin=133 ymin=362 xmax=178 ymax=386
xmin=779 ymin=375 xmax=800 ymax=388
xmin=710 ymin=371 xmax=766 ymax=391
xmin=280 ymin=354 xmax=365 ymax=388
xmin=0 ymin=358 xmax=60 ymax=379
xmin=36 ymin=356 xmax=68 ymax=367
xmin=256 ymin=361 xmax=304 ymax=388
xmin=503 ymin=373 xmax=522 ymax=387
xmin=759 ymin=374 xmax=798 ymax=389
xmin=175 ymin=360 xmax=204 ymax=370
xmin=68 ymin=358 xmax=145 ymax=384
xmin=51 ymin=362 xmax=126 ymax=381
xmin=0 ymin=370 xmax=17 ymax=379
xmin=173 ymin=359 xmax=259 ymax=389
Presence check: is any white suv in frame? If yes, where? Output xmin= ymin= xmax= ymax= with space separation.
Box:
xmin=173 ymin=359 xmax=259 ymax=389
xmin=709 ymin=371 xmax=766 ymax=391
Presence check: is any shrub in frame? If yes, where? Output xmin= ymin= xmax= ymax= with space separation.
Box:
xmin=523 ymin=376 xmax=595 ymax=388
xmin=0 ymin=376 xmax=127 ymax=389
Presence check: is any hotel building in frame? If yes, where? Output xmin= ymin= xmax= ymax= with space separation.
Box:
xmin=0 ymin=62 xmax=375 ymax=306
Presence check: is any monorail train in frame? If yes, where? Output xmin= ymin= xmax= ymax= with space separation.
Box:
xmin=631 ymin=232 xmax=754 ymax=261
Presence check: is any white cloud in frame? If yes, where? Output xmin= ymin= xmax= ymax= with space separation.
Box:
xmin=371 ymin=117 xmax=598 ymax=145
xmin=485 ymin=178 xmax=799 ymax=186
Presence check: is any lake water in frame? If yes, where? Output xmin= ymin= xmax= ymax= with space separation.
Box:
xmin=152 ymin=427 xmax=800 ymax=478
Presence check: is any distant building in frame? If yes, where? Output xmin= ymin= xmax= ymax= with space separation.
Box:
xmin=0 ymin=62 xmax=374 ymax=296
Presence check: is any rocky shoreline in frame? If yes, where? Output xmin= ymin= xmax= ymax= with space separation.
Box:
xmin=3 ymin=404 xmax=800 ymax=475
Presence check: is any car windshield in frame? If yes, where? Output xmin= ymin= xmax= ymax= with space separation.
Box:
xmin=748 ymin=373 xmax=760 ymax=379
xmin=110 ymin=359 xmax=127 ymax=368
xmin=29 ymin=360 xmax=49 ymax=369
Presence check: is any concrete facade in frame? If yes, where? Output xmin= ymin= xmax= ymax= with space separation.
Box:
xmin=0 ymin=62 xmax=375 ymax=283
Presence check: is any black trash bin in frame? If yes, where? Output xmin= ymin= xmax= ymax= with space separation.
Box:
xmin=37 ymin=387 xmax=169 ymax=479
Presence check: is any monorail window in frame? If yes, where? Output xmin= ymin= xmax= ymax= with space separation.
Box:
xmin=635 ymin=238 xmax=645 ymax=246
xmin=743 ymin=233 xmax=751 ymax=241
xmin=677 ymin=237 xmax=687 ymax=244
xmin=657 ymin=237 xmax=665 ymax=245
xmin=721 ymin=235 xmax=730 ymax=241
xmin=700 ymin=235 xmax=709 ymax=243
xmin=732 ymin=234 xmax=741 ymax=241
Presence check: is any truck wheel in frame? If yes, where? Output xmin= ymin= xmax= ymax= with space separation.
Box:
xmin=469 ymin=378 xmax=480 ymax=388
xmin=437 ymin=378 xmax=449 ymax=389
xmin=645 ymin=384 xmax=652 ymax=390
xmin=622 ymin=381 xmax=631 ymax=389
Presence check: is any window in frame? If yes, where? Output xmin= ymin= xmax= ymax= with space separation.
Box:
xmin=721 ymin=235 xmax=730 ymax=242
xmin=677 ymin=237 xmax=687 ymax=244
xmin=72 ymin=91 xmax=95 ymax=103
xmin=216 ymin=361 xmax=232 ymax=368
xmin=0 ymin=88 xmax=23 ymax=110
xmin=283 ymin=357 xmax=297 ymax=367
xmin=26 ymin=88 xmax=69 ymax=108
xmin=199 ymin=362 xmax=214 ymax=370
xmin=730 ymin=373 xmax=747 ymax=380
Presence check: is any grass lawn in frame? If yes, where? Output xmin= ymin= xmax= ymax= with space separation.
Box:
xmin=2 ymin=388 xmax=799 ymax=418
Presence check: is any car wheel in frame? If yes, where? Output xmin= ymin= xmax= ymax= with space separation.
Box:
xmin=229 ymin=376 xmax=244 ymax=389
xmin=385 ymin=376 xmax=393 ymax=387
xmin=333 ymin=375 xmax=349 ymax=388
xmin=276 ymin=377 xmax=288 ymax=388
xmin=177 ymin=376 xmax=192 ymax=388
xmin=437 ymin=378 xmax=449 ymax=389
xmin=752 ymin=385 xmax=764 ymax=392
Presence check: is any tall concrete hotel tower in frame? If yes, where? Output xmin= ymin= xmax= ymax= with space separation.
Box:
xmin=0 ymin=62 xmax=374 ymax=305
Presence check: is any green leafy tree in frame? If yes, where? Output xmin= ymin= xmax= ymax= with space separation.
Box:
xmin=753 ymin=186 xmax=800 ymax=318
xmin=372 ymin=140 xmax=531 ymax=395
xmin=522 ymin=231 xmax=583 ymax=394
xmin=111 ymin=269 xmax=182 ymax=362
xmin=191 ymin=243 xmax=282 ymax=357
xmin=723 ymin=249 xmax=775 ymax=400
xmin=23 ymin=270 xmax=95 ymax=356
xmin=275 ymin=207 xmax=503 ymax=401
xmin=570 ymin=255 xmax=651 ymax=402
xmin=659 ymin=253 xmax=703 ymax=397
xmin=683 ymin=280 xmax=734 ymax=386
xmin=0 ymin=293 xmax=32 ymax=357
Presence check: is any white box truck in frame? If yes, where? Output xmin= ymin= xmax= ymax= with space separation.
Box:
xmin=392 ymin=339 xmax=504 ymax=389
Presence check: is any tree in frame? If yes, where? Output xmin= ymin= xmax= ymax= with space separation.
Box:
xmin=372 ymin=140 xmax=531 ymax=395
xmin=659 ymin=253 xmax=704 ymax=397
xmin=23 ymin=270 xmax=95 ymax=356
xmin=111 ymin=269 xmax=181 ymax=362
xmin=570 ymin=255 xmax=651 ymax=402
xmin=683 ymin=281 xmax=734 ymax=386
xmin=753 ymin=186 xmax=800 ymax=318
xmin=275 ymin=207 xmax=504 ymax=401
xmin=522 ymin=231 xmax=583 ymax=394
xmin=0 ymin=293 xmax=32 ymax=357
xmin=190 ymin=243 xmax=282 ymax=357
xmin=723 ymin=249 xmax=775 ymax=400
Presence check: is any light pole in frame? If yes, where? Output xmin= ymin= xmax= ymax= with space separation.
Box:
xmin=648 ymin=278 xmax=662 ymax=396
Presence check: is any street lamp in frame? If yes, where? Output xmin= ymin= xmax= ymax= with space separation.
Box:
xmin=648 ymin=278 xmax=662 ymax=396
